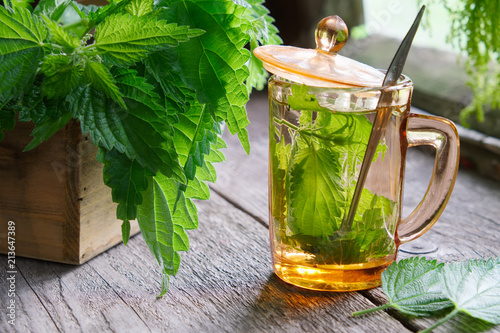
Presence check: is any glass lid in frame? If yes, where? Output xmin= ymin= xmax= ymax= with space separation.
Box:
xmin=253 ymin=16 xmax=385 ymax=88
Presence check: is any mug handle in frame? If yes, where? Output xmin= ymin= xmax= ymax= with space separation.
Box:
xmin=397 ymin=113 xmax=460 ymax=244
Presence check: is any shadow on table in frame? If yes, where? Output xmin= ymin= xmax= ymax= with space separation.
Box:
xmin=235 ymin=273 xmax=358 ymax=331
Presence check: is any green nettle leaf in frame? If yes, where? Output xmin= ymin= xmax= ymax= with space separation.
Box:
xmin=17 ymin=78 xmax=45 ymax=123
xmin=157 ymin=0 xmax=252 ymax=153
xmin=353 ymin=257 xmax=500 ymax=333
xmin=183 ymin=137 xmax=224 ymax=201
xmin=92 ymin=13 xmax=204 ymax=66
xmin=121 ymin=220 xmax=131 ymax=246
xmin=42 ymin=62 xmax=83 ymax=98
xmin=16 ymin=77 xmax=71 ymax=150
xmin=33 ymin=0 xmax=72 ymax=22
xmin=155 ymin=173 xmax=198 ymax=249
xmin=439 ymin=258 xmax=500 ymax=324
xmin=84 ymin=61 xmax=125 ymax=107
xmin=40 ymin=53 xmax=69 ymax=76
xmin=113 ymin=67 xmax=164 ymax=113
xmin=69 ymin=85 xmax=185 ymax=181
xmin=98 ymin=147 xmax=153 ymax=221
xmin=86 ymin=0 xmax=133 ymax=30
xmin=25 ymin=109 xmax=72 ymax=151
xmin=144 ymin=51 xmax=194 ymax=113
xmin=137 ymin=176 xmax=179 ymax=298
xmin=173 ymin=105 xmax=219 ymax=180
xmin=11 ymin=0 xmax=35 ymax=10
xmin=353 ymin=257 xmax=452 ymax=317
xmin=288 ymin=144 xmax=344 ymax=237
xmin=125 ymin=0 xmax=154 ymax=17
xmin=42 ymin=15 xmax=80 ymax=53
xmin=238 ymin=0 xmax=282 ymax=92
xmin=0 ymin=6 xmax=47 ymax=100
xmin=137 ymin=173 xmax=202 ymax=296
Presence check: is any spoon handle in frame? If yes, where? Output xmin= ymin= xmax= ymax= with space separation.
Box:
xmin=339 ymin=5 xmax=426 ymax=235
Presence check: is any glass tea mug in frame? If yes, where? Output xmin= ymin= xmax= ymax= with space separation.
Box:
xmin=254 ymin=17 xmax=459 ymax=291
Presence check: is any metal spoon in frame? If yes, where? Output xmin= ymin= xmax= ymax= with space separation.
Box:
xmin=336 ymin=5 xmax=426 ymax=237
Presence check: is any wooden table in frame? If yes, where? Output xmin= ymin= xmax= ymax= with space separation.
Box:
xmin=1 ymin=92 xmax=499 ymax=332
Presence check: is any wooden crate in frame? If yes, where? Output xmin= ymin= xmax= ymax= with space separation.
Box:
xmin=0 ymin=120 xmax=139 ymax=264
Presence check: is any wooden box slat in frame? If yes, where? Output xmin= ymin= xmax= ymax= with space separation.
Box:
xmin=0 ymin=120 xmax=139 ymax=264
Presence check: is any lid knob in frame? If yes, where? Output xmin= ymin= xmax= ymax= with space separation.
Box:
xmin=315 ymin=15 xmax=348 ymax=54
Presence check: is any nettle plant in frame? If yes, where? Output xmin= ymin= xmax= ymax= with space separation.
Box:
xmin=0 ymin=0 xmax=280 ymax=295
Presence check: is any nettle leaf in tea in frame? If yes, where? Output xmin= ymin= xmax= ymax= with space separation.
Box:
xmin=273 ymin=83 xmax=396 ymax=265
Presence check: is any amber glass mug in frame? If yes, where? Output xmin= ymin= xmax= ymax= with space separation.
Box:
xmin=268 ymin=74 xmax=459 ymax=291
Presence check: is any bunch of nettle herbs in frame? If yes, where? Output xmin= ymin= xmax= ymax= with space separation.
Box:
xmin=0 ymin=0 xmax=280 ymax=295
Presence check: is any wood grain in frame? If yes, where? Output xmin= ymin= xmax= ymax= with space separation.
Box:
xmin=0 ymin=120 xmax=139 ymax=264
xmin=0 ymin=120 xmax=69 ymax=262
xmin=0 ymin=265 xmax=58 ymax=332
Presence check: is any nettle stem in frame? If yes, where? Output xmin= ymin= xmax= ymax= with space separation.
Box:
xmin=352 ymin=303 xmax=393 ymax=317
xmin=419 ymin=308 xmax=460 ymax=333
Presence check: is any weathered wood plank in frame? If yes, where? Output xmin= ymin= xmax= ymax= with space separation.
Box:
xmin=0 ymin=265 xmax=58 ymax=332
xmin=83 ymin=191 xmax=412 ymax=333
xmin=0 ymin=120 xmax=139 ymax=265
xmin=8 ymin=258 xmax=150 ymax=332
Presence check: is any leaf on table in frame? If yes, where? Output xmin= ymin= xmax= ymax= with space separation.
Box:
xmin=352 ymin=257 xmax=453 ymax=318
xmin=93 ymin=13 xmax=204 ymax=67
xmin=440 ymin=258 xmax=500 ymax=324
xmin=0 ymin=6 xmax=47 ymax=100
xmin=382 ymin=257 xmax=453 ymax=316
